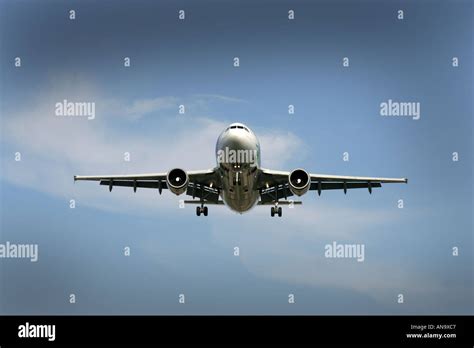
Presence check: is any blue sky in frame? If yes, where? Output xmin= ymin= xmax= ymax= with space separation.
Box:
xmin=0 ymin=0 xmax=472 ymax=314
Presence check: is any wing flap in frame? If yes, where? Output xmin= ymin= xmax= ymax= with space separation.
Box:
xmin=260 ymin=184 xmax=294 ymax=204
xmin=75 ymin=173 xmax=167 ymax=181
xmin=309 ymin=182 xmax=382 ymax=191
xmin=310 ymin=174 xmax=407 ymax=184
xmin=186 ymin=183 xmax=220 ymax=203
xmin=99 ymin=180 xmax=168 ymax=189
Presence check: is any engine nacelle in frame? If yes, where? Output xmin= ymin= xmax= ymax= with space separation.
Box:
xmin=166 ymin=168 xmax=189 ymax=195
xmin=288 ymin=168 xmax=311 ymax=196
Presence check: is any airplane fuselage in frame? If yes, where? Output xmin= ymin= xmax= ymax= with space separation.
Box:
xmin=216 ymin=123 xmax=261 ymax=213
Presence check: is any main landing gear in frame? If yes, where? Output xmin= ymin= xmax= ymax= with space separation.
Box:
xmin=196 ymin=206 xmax=208 ymax=217
xmin=270 ymin=205 xmax=282 ymax=217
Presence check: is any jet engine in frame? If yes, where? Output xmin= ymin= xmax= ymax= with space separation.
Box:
xmin=288 ymin=168 xmax=311 ymax=196
xmin=166 ymin=168 xmax=189 ymax=195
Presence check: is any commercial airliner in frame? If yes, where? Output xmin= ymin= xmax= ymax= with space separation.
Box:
xmin=75 ymin=123 xmax=407 ymax=217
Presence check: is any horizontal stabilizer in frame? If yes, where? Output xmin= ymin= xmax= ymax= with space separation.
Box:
xmin=183 ymin=200 xmax=224 ymax=205
xmin=258 ymin=200 xmax=302 ymax=205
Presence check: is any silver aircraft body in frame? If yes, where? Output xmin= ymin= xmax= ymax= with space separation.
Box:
xmin=75 ymin=123 xmax=407 ymax=217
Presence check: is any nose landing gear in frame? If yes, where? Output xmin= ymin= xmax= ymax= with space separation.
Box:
xmin=196 ymin=206 xmax=208 ymax=217
xmin=270 ymin=206 xmax=282 ymax=217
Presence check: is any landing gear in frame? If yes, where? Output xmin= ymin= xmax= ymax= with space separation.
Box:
xmin=196 ymin=206 xmax=208 ymax=217
xmin=270 ymin=206 xmax=283 ymax=217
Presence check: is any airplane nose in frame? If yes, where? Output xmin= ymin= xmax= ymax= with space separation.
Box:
xmin=225 ymin=131 xmax=257 ymax=153
xmin=225 ymin=131 xmax=246 ymax=148
xmin=216 ymin=126 xmax=259 ymax=169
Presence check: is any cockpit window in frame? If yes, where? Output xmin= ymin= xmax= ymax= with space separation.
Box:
xmin=228 ymin=125 xmax=250 ymax=132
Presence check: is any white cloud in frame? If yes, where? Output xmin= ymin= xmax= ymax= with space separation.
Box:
xmin=192 ymin=94 xmax=246 ymax=104
xmin=258 ymin=130 xmax=306 ymax=169
xmin=0 ymin=77 xmax=302 ymax=216
xmin=125 ymin=97 xmax=179 ymax=120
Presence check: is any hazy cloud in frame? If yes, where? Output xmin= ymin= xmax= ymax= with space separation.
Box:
xmin=0 ymin=77 xmax=301 ymax=216
xmin=125 ymin=97 xmax=179 ymax=120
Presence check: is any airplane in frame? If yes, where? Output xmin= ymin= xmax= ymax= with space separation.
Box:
xmin=74 ymin=122 xmax=407 ymax=217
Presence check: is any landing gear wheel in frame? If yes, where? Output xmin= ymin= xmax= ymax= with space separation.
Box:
xmin=270 ymin=207 xmax=275 ymax=217
xmin=196 ymin=206 xmax=201 ymax=216
xmin=203 ymin=206 xmax=208 ymax=216
xmin=278 ymin=207 xmax=282 ymax=217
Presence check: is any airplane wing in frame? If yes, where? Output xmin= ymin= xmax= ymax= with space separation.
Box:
xmin=257 ymin=168 xmax=407 ymax=203
xmin=74 ymin=168 xmax=222 ymax=203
